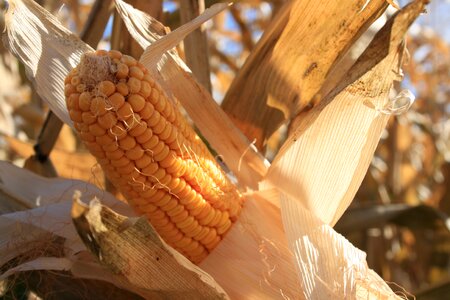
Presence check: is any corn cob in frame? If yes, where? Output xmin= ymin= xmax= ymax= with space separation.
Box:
xmin=65 ymin=50 xmax=243 ymax=263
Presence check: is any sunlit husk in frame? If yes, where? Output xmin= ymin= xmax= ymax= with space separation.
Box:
xmin=3 ymin=0 xmax=92 ymax=126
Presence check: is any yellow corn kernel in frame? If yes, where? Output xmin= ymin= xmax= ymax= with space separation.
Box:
xmin=65 ymin=50 xmax=243 ymax=263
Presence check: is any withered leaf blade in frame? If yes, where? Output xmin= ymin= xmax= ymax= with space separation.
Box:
xmin=139 ymin=2 xmax=230 ymax=66
xmin=263 ymin=1 xmax=428 ymax=298
xmin=266 ymin=0 xmax=429 ymax=227
xmin=71 ymin=193 xmax=229 ymax=300
xmin=221 ymin=0 xmax=389 ymax=149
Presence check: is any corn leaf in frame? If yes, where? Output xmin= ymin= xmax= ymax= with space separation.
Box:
xmin=221 ymin=0 xmax=389 ymax=149
xmin=265 ymin=0 xmax=428 ymax=226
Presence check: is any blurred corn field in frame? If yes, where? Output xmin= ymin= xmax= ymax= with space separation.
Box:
xmin=0 ymin=0 xmax=449 ymax=299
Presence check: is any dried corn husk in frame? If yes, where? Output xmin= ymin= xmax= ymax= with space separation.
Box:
xmin=3 ymin=0 xmax=92 ymax=126
xmin=0 ymin=162 xmax=226 ymax=299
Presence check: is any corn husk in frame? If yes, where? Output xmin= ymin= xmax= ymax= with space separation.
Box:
xmin=71 ymin=195 xmax=229 ymax=299
xmin=2 ymin=0 xmax=92 ymax=126
xmin=265 ymin=0 xmax=427 ymax=226
xmin=0 ymin=162 xmax=227 ymax=298
xmin=1 ymin=0 xmax=428 ymax=299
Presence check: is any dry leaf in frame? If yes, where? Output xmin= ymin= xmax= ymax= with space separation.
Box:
xmin=0 ymin=163 xmax=227 ymax=299
xmin=221 ymin=0 xmax=389 ymax=149
xmin=265 ymin=0 xmax=428 ymax=226
xmin=71 ymin=194 xmax=229 ymax=299
xmin=0 ymin=257 xmax=72 ymax=281
xmin=3 ymin=0 xmax=93 ymax=126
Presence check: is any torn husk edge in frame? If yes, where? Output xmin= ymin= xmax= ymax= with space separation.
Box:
xmin=71 ymin=191 xmax=229 ymax=299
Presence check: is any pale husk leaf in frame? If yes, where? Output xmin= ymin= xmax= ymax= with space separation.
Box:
xmin=0 ymin=161 xmax=132 ymax=265
xmin=2 ymin=0 xmax=93 ymax=126
xmin=0 ymin=161 xmax=128 ymax=212
xmin=279 ymin=192 xmax=401 ymax=299
xmin=114 ymin=0 xmax=268 ymax=189
xmin=265 ymin=0 xmax=428 ymax=226
xmin=72 ymin=197 xmax=228 ymax=299
xmin=200 ymin=192 xmax=301 ymax=299
xmin=0 ymin=163 xmax=228 ymax=299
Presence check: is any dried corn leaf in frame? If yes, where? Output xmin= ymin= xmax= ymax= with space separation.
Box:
xmin=0 ymin=161 xmax=124 ymax=211
xmin=314 ymin=14 xmax=388 ymax=111
xmin=0 ymin=189 xmax=30 ymax=214
xmin=265 ymin=0 xmax=427 ymax=226
xmin=113 ymin=0 xmax=167 ymax=48
xmin=4 ymin=269 xmax=144 ymax=300
xmin=258 ymin=1 xmax=428 ymax=299
xmin=221 ymin=0 xmax=388 ymax=149
xmin=114 ymin=0 xmax=268 ymax=189
xmin=0 ymin=215 xmax=144 ymax=299
xmin=0 ymin=163 xmax=227 ymax=299
xmin=140 ymin=3 xmax=230 ymax=65
xmin=0 ymin=214 xmax=55 ymax=268
xmin=3 ymin=0 xmax=93 ymax=126
xmin=72 ymin=195 xmax=228 ymax=299
xmin=0 ymin=161 xmax=133 ymax=265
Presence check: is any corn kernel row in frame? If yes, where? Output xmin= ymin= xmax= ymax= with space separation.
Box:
xmin=65 ymin=50 xmax=243 ymax=263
